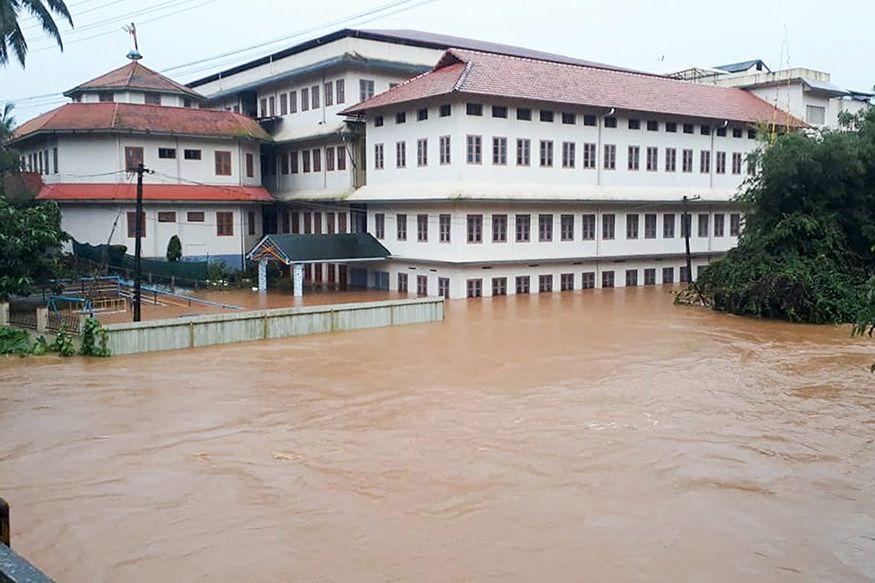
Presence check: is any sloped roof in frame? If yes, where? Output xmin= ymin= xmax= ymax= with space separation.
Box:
xmin=65 ymin=61 xmax=204 ymax=99
xmin=343 ymin=49 xmax=806 ymax=126
xmin=10 ymin=102 xmax=270 ymax=144
xmin=37 ymin=183 xmax=273 ymax=203
xmin=714 ymin=59 xmax=770 ymax=74
xmin=247 ymin=233 xmax=390 ymax=264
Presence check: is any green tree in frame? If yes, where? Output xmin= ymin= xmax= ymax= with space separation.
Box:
xmin=0 ymin=0 xmax=73 ymax=66
xmin=0 ymin=195 xmax=68 ymax=300
xmin=166 ymin=234 xmax=182 ymax=262
xmin=0 ymin=102 xmax=19 ymax=172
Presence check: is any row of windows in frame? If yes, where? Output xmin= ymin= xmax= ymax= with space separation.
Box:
xmin=374 ymin=137 xmax=754 ymax=175
xmin=125 ymin=210 xmax=257 ymax=238
xmin=377 ymin=102 xmax=757 ymax=140
xmin=82 ymin=92 xmax=194 ymax=108
xmin=374 ymin=212 xmax=742 ymax=243
xmin=123 ymin=146 xmax=245 ymax=177
xmin=268 ymin=146 xmax=348 ymax=176
xmin=276 ymin=209 xmax=351 ymax=235
xmin=259 ymin=78 xmax=379 ymax=117
xmin=23 ymin=147 xmax=59 ymax=175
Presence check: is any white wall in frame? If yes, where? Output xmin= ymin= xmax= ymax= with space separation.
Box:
xmin=75 ymin=90 xmax=200 ymax=108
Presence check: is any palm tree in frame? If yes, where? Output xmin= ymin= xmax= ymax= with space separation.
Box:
xmin=0 ymin=103 xmax=15 ymax=140
xmin=0 ymin=0 xmax=73 ymax=67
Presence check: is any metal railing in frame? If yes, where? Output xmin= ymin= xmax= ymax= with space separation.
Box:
xmin=0 ymin=498 xmax=56 ymax=583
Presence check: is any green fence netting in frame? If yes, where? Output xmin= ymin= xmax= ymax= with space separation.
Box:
xmin=72 ymin=241 xmax=209 ymax=282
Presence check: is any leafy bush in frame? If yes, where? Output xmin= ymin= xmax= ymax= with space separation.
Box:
xmin=79 ymin=316 xmax=110 ymax=357
xmin=166 ymin=235 xmax=182 ymax=262
xmin=0 ymin=326 xmax=34 ymax=355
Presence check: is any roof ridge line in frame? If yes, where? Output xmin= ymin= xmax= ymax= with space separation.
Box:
xmin=453 ymin=59 xmax=473 ymax=92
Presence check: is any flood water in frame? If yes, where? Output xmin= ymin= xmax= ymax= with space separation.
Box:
xmin=1 ymin=287 xmax=873 ymax=582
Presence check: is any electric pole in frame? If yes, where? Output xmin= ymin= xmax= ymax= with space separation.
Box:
xmin=133 ymin=162 xmax=147 ymax=322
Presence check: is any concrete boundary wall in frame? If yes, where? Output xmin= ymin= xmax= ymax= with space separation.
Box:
xmin=104 ymin=297 xmax=444 ymax=356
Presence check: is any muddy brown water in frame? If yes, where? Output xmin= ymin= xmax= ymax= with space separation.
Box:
xmin=1 ymin=287 xmax=873 ymax=582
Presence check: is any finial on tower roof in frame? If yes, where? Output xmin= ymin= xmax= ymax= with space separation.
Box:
xmin=123 ymin=22 xmax=141 ymax=60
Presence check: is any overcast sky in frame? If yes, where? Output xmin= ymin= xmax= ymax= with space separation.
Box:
xmin=3 ymin=0 xmax=873 ymax=123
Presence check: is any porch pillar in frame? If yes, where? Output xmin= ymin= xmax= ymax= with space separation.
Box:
xmin=257 ymin=258 xmax=268 ymax=293
xmin=293 ymin=263 xmax=304 ymax=297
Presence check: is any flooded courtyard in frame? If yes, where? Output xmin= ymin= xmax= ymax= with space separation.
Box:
xmin=1 ymin=287 xmax=873 ymax=582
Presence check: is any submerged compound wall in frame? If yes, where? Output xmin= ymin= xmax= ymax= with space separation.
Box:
xmin=103 ymin=297 xmax=444 ymax=356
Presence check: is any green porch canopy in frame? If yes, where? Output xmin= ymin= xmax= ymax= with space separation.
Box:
xmin=246 ymin=233 xmax=390 ymax=265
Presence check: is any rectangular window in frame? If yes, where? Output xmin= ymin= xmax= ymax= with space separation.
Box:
xmin=628 ymin=145 xmax=640 ymax=171
xmin=439 ymin=136 xmax=451 ymax=165
xmin=582 ymin=143 xmax=596 ymax=169
xmin=157 ymin=211 xmax=175 ymax=223
xmin=644 ymin=213 xmax=657 ymax=239
xmin=538 ymin=274 xmax=553 ymax=293
xmin=730 ymin=213 xmax=742 ymax=236
xmin=665 ymin=122 xmax=677 ymax=133
xmin=561 ymin=112 xmax=576 ymax=125
xmin=158 ymin=147 xmax=176 ymax=159
xmin=646 ymin=146 xmax=658 ymax=172
xmin=337 ymin=146 xmax=346 ymax=171
xmin=539 ymin=110 xmax=554 ymax=123
xmin=301 ymin=87 xmax=309 ymax=111
xmin=467 ymin=214 xmax=483 ymax=243
xmin=538 ymin=214 xmax=553 ymax=242
xmin=516 ymin=139 xmax=531 ymax=166
xmin=216 ymin=211 xmax=234 ymax=237
xmin=187 ymin=211 xmax=204 ymax=222
xmin=747 ymin=157 xmax=756 ymax=176
xmin=515 ymin=214 xmax=531 ymax=242
xmin=289 ymin=90 xmax=297 ymax=113
xmin=374 ymin=116 xmax=383 ymax=127
xmin=335 ymin=80 xmax=345 ymax=104
xmin=374 ymin=143 xmax=384 ymax=169
xmin=582 ymin=214 xmax=596 ymax=240
xmin=516 ymin=276 xmax=530 ymax=294
xmin=417 ymin=138 xmax=428 ymax=167
xmin=714 ymin=213 xmax=725 ymax=237
xmin=313 ymin=212 xmax=322 ymax=235
xmin=396 ymin=141 xmax=406 ymax=168
xmin=626 ymin=269 xmax=638 ymax=287
xmin=581 ymin=272 xmax=595 ymax=289
xmin=662 ymin=267 xmax=674 ymax=284
xmin=374 ymin=213 xmax=385 ymax=239
xmin=248 ymin=211 xmax=256 ymax=236
xmin=466 ymin=279 xmax=483 ymax=298
xmin=466 ymin=103 xmax=483 ymax=116
xmin=326 ymin=146 xmax=335 ymax=171
xmin=312 ymin=148 xmax=321 ymax=172
xmin=698 ymin=214 xmax=709 ymax=237
xmin=626 ymin=213 xmax=639 ymax=239
xmin=439 ymin=214 xmax=451 ymax=243
xmin=716 ymin=151 xmax=726 ymax=174
xmin=701 ymin=125 xmax=711 ymax=136
xmin=215 ymin=151 xmax=231 ymax=175
xmin=700 ymin=150 xmax=711 ymax=174
xmin=602 ymin=271 xmax=615 ymax=288
xmin=396 ymin=214 xmax=407 ymax=241
xmin=604 ymin=116 xmax=617 ymax=128
xmin=560 ymin=214 xmax=574 ymax=241
xmin=682 ymin=149 xmax=693 ymax=173
xmin=663 ymin=214 xmax=676 ymax=238
xmin=439 ymin=104 xmax=451 ymax=117
xmin=99 ymin=93 xmax=114 ymax=102
xmin=562 ymin=142 xmax=575 ymax=168
xmin=492 ymin=137 xmax=507 ymax=165
xmin=395 ymin=111 xmax=406 ymax=124
xmin=248 ymin=153 xmax=256 ymax=177
xmin=603 ymin=144 xmax=616 ymax=170
xmin=628 ymin=118 xmax=641 ymax=130
xmin=324 ymin=82 xmax=334 ymax=107
xmin=126 ymin=211 xmax=145 ymax=238
xmin=438 ymin=277 xmax=450 ymax=299
xmin=492 ymin=277 xmax=507 ymax=296
xmin=665 ymin=148 xmax=677 ymax=172
xmin=280 ymin=93 xmax=288 ymax=115
xmin=680 ymin=266 xmax=691 ymax=283
xmin=397 ymin=272 xmax=408 ymax=293
xmin=52 ymin=147 xmax=58 ymax=173
xmin=492 ymin=214 xmax=507 ymax=242
xmin=602 ymin=214 xmax=615 ymax=240
xmin=183 ymin=148 xmax=202 ymax=161
xmin=560 ymin=273 xmax=574 ymax=291
xmin=466 ymin=135 xmax=482 ymax=164
xmin=683 ymin=124 xmax=694 ymax=134
xmin=644 ymin=268 xmax=656 ymax=286
xmin=359 ymin=79 xmax=374 ymax=102
xmin=417 ymin=275 xmax=428 ymax=297
xmin=732 ymin=127 xmax=743 ymax=138
xmin=124 ymin=146 xmax=143 ymax=171
xmin=491 ymin=105 xmax=507 ymax=118
xmin=417 ymin=107 xmax=428 ymax=121
xmin=583 ymin=114 xmax=596 ymax=126
xmin=647 ymin=120 xmax=659 ymax=132
xmin=539 ymin=140 xmax=553 ymax=167
xmin=732 ymin=152 xmax=742 ymax=175
xmin=145 ymin=92 xmax=161 ymax=105
xmin=516 ymin=108 xmax=532 ymax=121
xmin=290 ymin=151 xmax=299 ymax=173
xmin=417 ymin=214 xmax=428 ymax=242
xmin=806 ymin=105 xmax=826 ymax=125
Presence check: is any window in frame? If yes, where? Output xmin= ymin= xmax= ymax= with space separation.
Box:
xmin=516 ymin=276 xmax=530 ymax=294
xmin=665 ymin=122 xmax=677 ymax=133
xmin=492 ymin=137 xmax=507 ymax=165
xmin=312 ymin=149 xmax=321 ymax=172
xmin=714 ymin=213 xmax=725 ymax=237
xmin=516 ymin=107 xmax=531 ymax=121
xmin=662 ymin=267 xmax=674 ymax=284
xmin=336 ymin=147 xmax=346 ymax=171
xmin=602 ymin=214 xmax=615 ymax=240
xmin=701 ymin=125 xmax=711 ymax=136
xmin=628 ymin=118 xmax=641 ymax=130
xmin=417 ymin=107 xmax=428 ymax=121
xmin=561 ymin=112 xmax=575 ymax=125
xmin=492 ymin=214 xmax=507 ymax=242
xmin=247 ymin=153 xmax=256 ymax=177
xmin=644 ymin=214 xmax=656 ymax=239
xmin=665 ymin=148 xmax=677 ymax=172
xmin=644 ymin=268 xmax=656 ymax=286
xmin=562 ymin=142 xmax=575 ymax=168
xmin=395 ymin=112 xmax=406 ymax=124
xmin=561 ymin=273 xmax=574 ymax=291
xmin=683 ymin=124 xmax=694 ymax=134
xmin=646 ymin=147 xmax=658 ymax=171
xmin=467 ymin=279 xmax=483 ymax=298
xmin=628 ymin=145 xmax=640 ymax=171
xmin=313 ymin=212 xmax=323 ymax=235
xmin=539 ymin=140 xmax=553 ymax=167
xmin=716 ymin=151 xmax=726 ymax=174
xmin=216 ymin=211 xmax=234 ymax=236
xmin=289 ymin=151 xmax=299 ymax=174
xmin=397 ymin=273 xmax=408 ymax=293
xmin=438 ymin=277 xmax=450 ymax=298
xmin=700 ymin=151 xmax=711 ymax=174
xmin=324 ymin=82 xmax=334 ymax=107
xmin=582 ymin=143 xmax=596 ymax=169
xmin=560 ymin=214 xmax=574 ymax=241
xmin=732 ymin=152 xmax=742 ymax=175
xmin=716 ymin=126 xmax=727 ymax=137
xmin=604 ymin=116 xmax=617 ymax=128
xmin=439 ymin=136 xmax=451 ymax=165
xmin=538 ymin=274 xmax=553 ymax=293
xmin=374 ymin=143 xmax=384 ymax=169
xmin=682 ymin=149 xmax=693 ymax=173
xmin=301 ymin=87 xmax=309 ymax=111
xmin=99 ymin=93 xmax=114 ymax=102
xmin=126 ymin=211 xmax=145 ymax=238
xmin=215 ymin=151 xmax=231 ymax=175
xmin=374 ymin=116 xmax=384 ymax=127
xmin=467 ymin=135 xmax=482 ymax=164
xmin=439 ymin=104 xmax=451 ymax=117
xmin=154 ymin=147 xmax=176 ymax=161
xmin=326 ymin=147 xmax=335 ymax=171
xmin=248 ymin=211 xmax=257 ymax=236
xmin=466 ymin=103 xmax=483 ymax=116
xmin=417 ymin=214 xmax=428 ymax=242
xmin=417 ymin=275 xmax=428 ymax=296
xmin=603 ymin=144 xmax=616 ymax=170
xmin=396 ymin=141 xmax=406 ymax=168
xmin=626 ymin=269 xmax=638 ymax=287
xmin=311 ymin=85 xmax=320 ymax=109
xmin=515 ymin=214 xmax=531 ymax=242
xmin=52 ymin=147 xmax=58 ymax=173
xmin=680 ymin=214 xmax=691 ymax=238
xmin=582 ymin=214 xmax=596 ymax=240
xmin=516 ymin=139 xmax=531 ymax=166
xmin=417 ymin=138 xmax=428 ymax=167
xmin=581 ymin=272 xmax=595 ymax=289
xmin=626 ymin=213 xmax=639 ymax=239
xmin=730 ymin=213 xmax=742 ymax=236
xmin=747 ymin=156 xmax=756 ymax=176
xmin=439 ymin=214 xmax=451 ymax=243
xmin=492 ymin=277 xmax=508 ymax=296
xmin=280 ymin=93 xmax=288 ymax=115
xmin=492 ymin=105 xmax=508 ymax=118
xmin=539 ymin=110 xmax=554 ymax=122
xmin=583 ymin=114 xmax=596 ymax=126
xmin=187 ymin=211 xmax=204 ymax=222
xmin=679 ymin=266 xmax=690 ymax=283
xmin=280 ymin=211 xmax=290 ymax=234
xmin=335 ymin=80 xmax=345 ymax=104
xmin=289 ymin=90 xmax=297 ymax=113
xmin=467 ymin=214 xmax=483 ymax=243
xmin=748 ymin=129 xmax=757 ymax=140
xmin=157 ymin=211 xmax=176 ymax=223
xmin=393 ymin=214 xmax=407 ymax=240
xmin=124 ymin=146 xmax=143 ymax=171
xmin=732 ymin=127 xmax=743 ymax=138
xmin=338 ymin=212 xmax=347 ymax=234
xmin=602 ymin=271 xmax=615 ymax=288
xmin=698 ymin=214 xmax=709 ymax=237
xmin=374 ymin=213 xmax=385 ymax=239
xmin=145 ymin=92 xmax=161 ymax=105
xmin=538 ymin=214 xmax=553 ymax=242
xmin=359 ymin=79 xmax=374 ymax=102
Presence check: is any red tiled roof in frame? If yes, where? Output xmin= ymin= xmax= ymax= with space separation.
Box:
xmin=10 ymin=102 xmax=271 ymax=144
xmin=36 ymin=183 xmax=273 ymax=203
xmin=343 ymin=49 xmax=807 ymax=126
xmin=65 ymin=61 xmax=204 ymax=99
